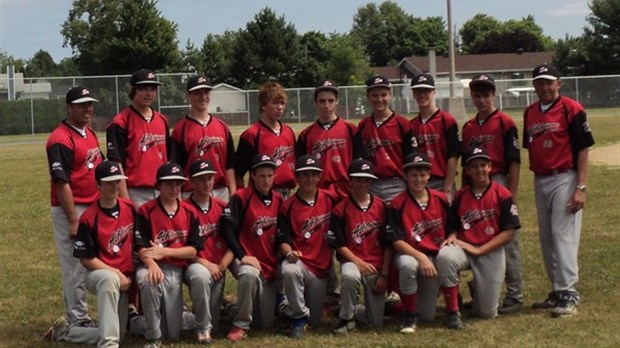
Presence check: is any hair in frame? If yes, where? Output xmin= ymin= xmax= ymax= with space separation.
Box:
xmin=128 ymin=84 xmax=158 ymax=100
xmin=258 ymin=81 xmax=288 ymax=112
xmin=470 ymin=84 xmax=496 ymax=95
xmin=314 ymin=88 xmax=338 ymax=102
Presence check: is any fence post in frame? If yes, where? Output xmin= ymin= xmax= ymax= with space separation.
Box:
xmin=344 ymin=87 xmax=349 ymax=120
xmin=297 ymin=89 xmax=301 ymax=124
xmin=115 ymin=76 xmax=120 ymax=115
xmin=246 ymin=91 xmax=251 ymax=126
xmin=30 ymin=79 xmax=35 ymax=139
xmin=575 ymin=77 xmax=580 ymax=103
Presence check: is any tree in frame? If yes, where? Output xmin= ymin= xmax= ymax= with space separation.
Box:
xmin=459 ymin=14 xmax=502 ymax=54
xmin=296 ymin=31 xmax=329 ymax=87
xmin=553 ymin=36 xmax=588 ymax=76
xmin=24 ymin=50 xmax=56 ymax=77
xmin=323 ymin=34 xmax=372 ymax=86
xmin=582 ymin=0 xmax=620 ymax=74
xmin=61 ymin=0 xmax=180 ymax=75
xmin=200 ymin=31 xmax=240 ymax=85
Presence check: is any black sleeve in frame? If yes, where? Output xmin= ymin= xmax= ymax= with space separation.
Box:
xmin=168 ymin=136 xmax=187 ymax=168
xmin=327 ymin=213 xmax=346 ymax=249
xmin=47 ymin=143 xmax=74 ymax=184
xmin=499 ymin=196 xmax=521 ymax=232
xmin=522 ymin=110 xmax=530 ymax=149
xmin=73 ymin=221 xmax=97 ymax=259
xmin=569 ymin=110 xmax=595 ymax=152
xmin=220 ymin=195 xmax=247 ymax=260
xmin=186 ymin=214 xmax=204 ymax=251
xmin=295 ymin=131 xmax=307 ymax=158
xmin=446 ymin=123 xmax=460 ymax=158
xmin=225 ymin=132 xmax=236 ymax=170
xmin=352 ymin=127 xmax=368 ymax=160
xmin=441 ymin=198 xmax=454 ymax=238
xmin=503 ymin=124 xmax=521 ymax=170
xmin=275 ymin=208 xmax=294 ymax=246
xmin=402 ymin=128 xmax=415 ymax=158
xmin=448 ymin=196 xmax=462 ymax=234
xmin=106 ymin=123 xmax=128 ymax=163
xmin=384 ymin=206 xmax=405 ymax=243
xmin=234 ymin=136 xmax=256 ymax=179
xmin=134 ymin=211 xmax=152 ymax=250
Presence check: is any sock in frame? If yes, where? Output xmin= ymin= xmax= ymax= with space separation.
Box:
xmin=442 ymin=285 xmax=460 ymax=313
xmin=401 ymin=293 xmax=417 ymax=315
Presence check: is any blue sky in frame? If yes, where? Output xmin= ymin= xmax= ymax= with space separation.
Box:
xmin=0 ymin=0 xmax=591 ymax=62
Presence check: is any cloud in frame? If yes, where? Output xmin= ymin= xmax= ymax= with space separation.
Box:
xmin=549 ymin=1 xmax=591 ymax=16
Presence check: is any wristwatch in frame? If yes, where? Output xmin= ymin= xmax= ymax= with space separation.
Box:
xmin=576 ymin=185 xmax=587 ymax=192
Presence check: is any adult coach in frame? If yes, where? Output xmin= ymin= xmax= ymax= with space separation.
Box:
xmin=46 ymin=86 xmax=103 ymax=327
xmin=524 ymin=64 xmax=594 ymax=317
xmin=107 ymin=69 xmax=170 ymax=208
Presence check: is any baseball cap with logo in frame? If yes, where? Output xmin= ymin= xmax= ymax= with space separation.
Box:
xmin=411 ymin=73 xmax=435 ymax=89
xmin=187 ymin=75 xmax=213 ymax=92
xmin=532 ymin=64 xmax=560 ymax=81
xmin=156 ymin=162 xmax=187 ymax=181
xmin=295 ymin=154 xmax=323 ymax=172
xmin=348 ymin=158 xmax=378 ymax=179
xmin=314 ymin=79 xmax=339 ymax=97
xmin=366 ymin=75 xmax=391 ymax=91
xmin=189 ymin=159 xmax=217 ymax=178
xmin=464 ymin=146 xmax=491 ymax=165
xmin=130 ymin=69 xmax=164 ymax=86
xmin=469 ymin=73 xmax=496 ymax=90
xmin=251 ymin=154 xmax=278 ymax=170
xmin=403 ymin=152 xmax=432 ymax=170
xmin=66 ymin=86 xmax=99 ymax=104
xmin=95 ymin=161 xmax=128 ymax=182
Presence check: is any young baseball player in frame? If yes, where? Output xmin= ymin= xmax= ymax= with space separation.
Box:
xmin=328 ymin=159 xmax=390 ymax=334
xmin=524 ymin=64 xmax=594 ymax=317
xmin=436 ymin=146 xmax=520 ymax=325
xmin=106 ymin=69 xmax=170 ymax=209
xmin=410 ymin=73 xmax=460 ymax=201
xmin=235 ymin=81 xmax=296 ymax=198
xmin=462 ymin=73 xmax=523 ymax=314
xmin=169 ymin=75 xmax=237 ymax=201
xmin=183 ymin=159 xmax=234 ymax=344
xmin=132 ymin=162 xmax=203 ymax=348
xmin=353 ymin=75 xmax=414 ymax=204
xmin=221 ymin=154 xmax=284 ymax=342
xmin=296 ymin=79 xmax=358 ymax=202
xmin=384 ymin=152 xmax=453 ymax=333
xmin=276 ymin=155 xmax=336 ymax=338
xmin=45 ymin=86 xmax=103 ymax=328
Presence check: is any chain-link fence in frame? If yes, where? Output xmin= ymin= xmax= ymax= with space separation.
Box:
xmin=1 ymin=73 xmax=619 ymax=136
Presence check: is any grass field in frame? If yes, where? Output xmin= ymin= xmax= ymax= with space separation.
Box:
xmin=0 ymin=108 xmax=619 ymax=347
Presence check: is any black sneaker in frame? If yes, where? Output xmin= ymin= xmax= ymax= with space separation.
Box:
xmin=333 ymin=319 xmax=356 ymax=335
xmin=551 ymin=292 xmax=579 ymax=317
xmin=399 ymin=315 xmax=417 ymax=334
xmin=498 ymin=297 xmax=523 ymax=314
xmin=446 ymin=311 xmax=464 ymax=330
xmin=532 ymin=292 xmax=559 ymax=309
xmin=288 ymin=317 xmax=308 ymax=339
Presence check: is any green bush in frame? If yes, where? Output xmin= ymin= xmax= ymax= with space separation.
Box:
xmin=0 ymin=99 xmax=66 ymax=135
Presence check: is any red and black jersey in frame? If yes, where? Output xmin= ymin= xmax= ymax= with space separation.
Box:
xmin=170 ymin=115 xmax=236 ymax=192
xmin=235 ymin=121 xmax=296 ymax=189
xmin=450 ymin=181 xmax=521 ymax=246
xmin=134 ymin=198 xmax=203 ymax=268
xmin=461 ymin=110 xmax=520 ymax=179
xmin=385 ymin=188 xmax=450 ymax=254
xmin=276 ymin=189 xmax=335 ymax=278
xmin=410 ymin=109 xmax=460 ymax=179
xmin=46 ymin=120 xmax=103 ymax=206
xmin=523 ymin=96 xmax=595 ymax=175
xmin=74 ymin=198 xmax=136 ymax=274
xmin=353 ymin=113 xmax=414 ymax=179
xmin=220 ymin=186 xmax=284 ymax=281
xmin=185 ymin=195 xmax=228 ymax=265
xmin=296 ymin=118 xmax=358 ymax=201
xmin=106 ymin=106 xmax=170 ymax=188
xmin=328 ymin=195 xmax=387 ymax=270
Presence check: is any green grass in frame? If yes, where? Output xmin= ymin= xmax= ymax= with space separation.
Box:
xmin=0 ymin=108 xmax=619 ymax=347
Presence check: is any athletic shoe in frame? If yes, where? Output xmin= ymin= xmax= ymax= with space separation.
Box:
xmin=43 ymin=316 xmax=69 ymax=342
xmin=399 ymin=315 xmax=417 ymax=334
xmin=532 ymin=292 xmax=559 ymax=309
xmin=289 ymin=317 xmax=308 ymax=339
xmin=385 ymin=291 xmax=401 ymax=304
xmin=551 ymin=292 xmax=578 ymax=317
xmin=333 ymin=319 xmax=356 ymax=335
xmin=143 ymin=339 xmax=161 ymax=348
xmin=77 ymin=318 xmax=96 ymax=328
xmin=446 ymin=311 xmax=464 ymax=330
xmin=196 ymin=329 xmax=213 ymax=345
xmin=226 ymin=326 xmax=247 ymax=342
xmin=498 ymin=297 xmax=523 ymax=314
xmin=276 ymin=293 xmax=289 ymax=317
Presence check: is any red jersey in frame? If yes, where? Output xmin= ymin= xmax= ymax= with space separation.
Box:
xmin=451 ymin=181 xmax=520 ymax=246
xmin=385 ymin=188 xmax=450 ymax=254
xmin=170 ymin=115 xmax=235 ymax=192
xmin=185 ymin=196 xmax=228 ymax=264
xmin=220 ymin=186 xmax=284 ymax=281
xmin=328 ymin=195 xmax=387 ymax=270
xmin=235 ymin=121 xmax=296 ymax=190
xmin=296 ymin=118 xmax=358 ymax=200
xmin=410 ymin=109 xmax=460 ymax=179
xmin=106 ymin=106 xmax=169 ymax=188
xmin=354 ymin=113 xmax=414 ymax=179
xmin=134 ymin=198 xmax=203 ymax=268
xmin=46 ymin=120 xmax=103 ymax=206
xmin=74 ymin=198 xmax=136 ymax=274
xmin=276 ymin=189 xmax=335 ymax=278
xmin=523 ymin=96 xmax=595 ymax=175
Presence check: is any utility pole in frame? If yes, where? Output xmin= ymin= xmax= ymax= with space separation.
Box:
xmin=447 ymin=0 xmax=456 ymax=97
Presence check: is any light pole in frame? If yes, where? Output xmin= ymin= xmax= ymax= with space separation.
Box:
xmin=447 ymin=0 xmax=456 ymax=98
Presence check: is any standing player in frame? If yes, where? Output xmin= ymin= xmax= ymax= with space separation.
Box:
xmin=437 ymin=147 xmax=520 ymax=324
xmin=184 ymin=159 xmax=234 ymax=344
xmin=462 ymin=73 xmax=523 ymax=314
xmin=46 ymin=86 xmax=102 ymax=328
xmin=276 ymin=155 xmax=336 ymax=338
xmin=106 ymin=69 xmax=170 ymax=208
xmin=524 ymin=64 xmax=594 ymax=317
xmin=235 ymin=81 xmax=296 ymax=198
xmin=296 ymin=79 xmax=358 ymax=201
xmin=221 ymin=155 xmax=284 ymax=342
xmin=410 ymin=73 xmax=460 ymax=201
xmin=328 ymin=159 xmax=390 ymax=334
xmin=170 ymin=75 xmax=236 ymax=201
xmin=353 ymin=75 xmax=414 ymax=203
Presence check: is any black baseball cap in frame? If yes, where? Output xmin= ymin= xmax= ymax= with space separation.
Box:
xmin=532 ymin=64 xmax=560 ymax=81
xmin=464 ymin=146 xmax=491 ymax=165
xmin=411 ymin=73 xmax=435 ymax=89
xmin=156 ymin=162 xmax=187 ymax=181
xmin=403 ymin=152 xmax=432 ymax=170
xmin=469 ymin=73 xmax=496 ymax=90
xmin=251 ymin=154 xmax=277 ymax=170
xmin=187 ymin=75 xmax=213 ymax=92
xmin=189 ymin=159 xmax=217 ymax=178
xmin=95 ymin=161 xmax=127 ymax=182
xmin=366 ymin=75 xmax=391 ymax=91
xmin=130 ymin=69 xmax=164 ymax=86
xmin=66 ymin=86 xmax=99 ymax=104
xmin=295 ymin=154 xmax=323 ymax=172
xmin=315 ymin=80 xmax=339 ymax=95
xmin=348 ymin=159 xmax=378 ymax=179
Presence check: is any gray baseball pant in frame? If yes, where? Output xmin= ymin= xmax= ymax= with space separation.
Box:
xmin=233 ymin=264 xmax=277 ymax=330
xmin=282 ymin=260 xmax=327 ymax=326
xmin=339 ymin=262 xmax=385 ymax=327
xmin=370 ymin=177 xmax=406 ymax=204
xmin=183 ymin=263 xmax=226 ymax=333
xmin=128 ymin=187 xmax=158 ymax=209
xmin=395 ymin=254 xmax=439 ymax=322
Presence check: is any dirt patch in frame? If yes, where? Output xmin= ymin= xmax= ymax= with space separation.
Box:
xmin=590 ymin=143 xmax=620 ymax=166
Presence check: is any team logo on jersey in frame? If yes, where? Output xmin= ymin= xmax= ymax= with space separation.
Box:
xmin=351 ymin=221 xmax=382 ymax=245
xmin=460 ymin=209 xmax=496 ymax=230
xmin=251 ymin=216 xmax=277 ymax=236
xmin=85 ymin=148 xmax=102 ymax=170
xmin=199 ymin=222 xmax=219 ymax=239
xmin=311 ymin=138 xmax=347 ymax=159
xmin=365 ymin=138 xmax=394 ymax=157
xmin=410 ymin=219 xmax=443 ymax=243
xmin=155 ymin=229 xmax=188 ymax=246
xmin=415 ymin=133 xmax=440 ymax=147
xmin=194 ymin=136 xmax=224 ymax=156
xmin=468 ymin=135 xmax=495 ymax=148
xmin=526 ymin=122 xmax=560 ymax=143
xmin=301 ymin=212 xmax=331 ymax=239
xmin=510 ymin=204 xmax=519 ymax=217
xmin=272 ymin=146 xmax=294 ymax=166
xmin=51 ymin=161 xmax=63 ymax=172
xmin=138 ymin=133 xmax=166 ymax=152
xmin=107 ymin=223 xmax=133 ymax=254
